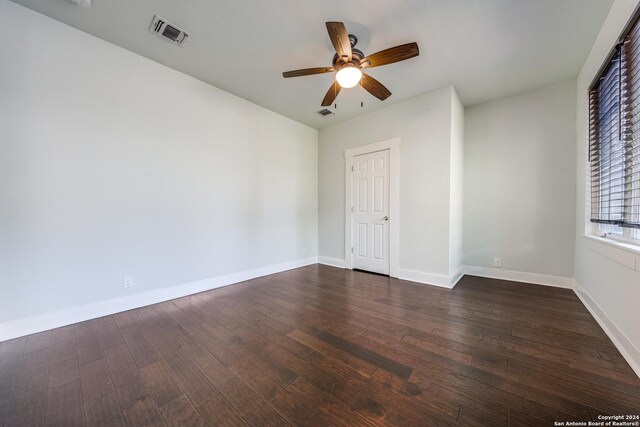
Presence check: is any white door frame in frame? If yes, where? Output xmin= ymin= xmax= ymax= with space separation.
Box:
xmin=344 ymin=138 xmax=400 ymax=278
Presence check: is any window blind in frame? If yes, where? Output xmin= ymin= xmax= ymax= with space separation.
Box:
xmin=589 ymin=16 xmax=640 ymax=229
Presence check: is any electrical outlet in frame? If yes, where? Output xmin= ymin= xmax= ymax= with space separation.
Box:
xmin=493 ymin=258 xmax=502 ymax=268
xmin=123 ymin=276 xmax=134 ymax=289
xmin=302 ymin=248 xmax=308 ymax=256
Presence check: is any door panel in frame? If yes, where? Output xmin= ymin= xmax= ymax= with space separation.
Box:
xmin=373 ymin=224 xmax=384 ymax=260
xmin=357 ymin=178 xmax=368 ymax=213
xmin=357 ymin=223 xmax=367 ymax=258
xmin=374 ymin=156 xmax=384 ymax=171
xmin=352 ymin=150 xmax=390 ymax=275
xmin=373 ymin=176 xmax=384 ymax=212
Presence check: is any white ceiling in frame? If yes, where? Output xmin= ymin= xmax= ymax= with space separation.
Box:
xmin=11 ymin=0 xmax=613 ymax=129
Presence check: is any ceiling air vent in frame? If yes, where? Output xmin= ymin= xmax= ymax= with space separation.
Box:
xmin=150 ymin=15 xmax=190 ymax=46
xmin=69 ymin=0 xmax=91 ymax=8
xmin=317 ymin=109 xmax=334 ymax=117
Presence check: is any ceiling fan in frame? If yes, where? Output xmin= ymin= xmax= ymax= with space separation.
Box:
xmin=282 ymin=22 xmax=419 ymax=107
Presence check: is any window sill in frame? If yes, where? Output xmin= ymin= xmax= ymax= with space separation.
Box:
xmin=582 ymin=234 xmax=640 ymax=271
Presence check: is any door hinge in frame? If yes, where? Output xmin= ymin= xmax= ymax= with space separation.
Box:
xmin=351 ymin=206 xmax=353 ymax=213
xmin=351 ymin=166 xmax=354 ymax=172
xmin=351 ymin=247 xmax=354 ymax=253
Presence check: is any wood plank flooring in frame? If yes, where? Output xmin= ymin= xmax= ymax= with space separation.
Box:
xmin=0 ymin=264 xmax=639 ymax=426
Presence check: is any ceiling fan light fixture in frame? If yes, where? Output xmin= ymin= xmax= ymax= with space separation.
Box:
xmin=282 ymin=22 xmax=418 ymax=105
xmin=336 ymin=66 xmax=362 ymax=88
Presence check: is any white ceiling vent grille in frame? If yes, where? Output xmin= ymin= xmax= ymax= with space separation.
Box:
xmin=149 ymin=15 xmax=190 ymax=46
xmin=317 ymin=109 xmax=334 ymax=117
xmin=69 ymin=0 xmax=91 ymax=8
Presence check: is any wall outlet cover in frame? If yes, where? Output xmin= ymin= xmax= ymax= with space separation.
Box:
xmin=123 ymin=276 xmax=134 ymax=289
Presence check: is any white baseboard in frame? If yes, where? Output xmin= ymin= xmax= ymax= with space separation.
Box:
xmin=317 ymin=256 xmax=346 ymax=269
xmin=450 ymin=266 xmax=465 ymax=288
xmin=573 ymin=281 xmax=640 ymax=379
xmin=316 ymin=259 xmax=462 ymax=289
xmin=397 ymin=268 xmax=454 ymax=289
xmin=317 ymin=256 xmax=458 ymax=288
xmin=317 ymin=261 xmax=572 ymax=290
xmin=0 ymin=256 xmax=318 ymax=343
xmin=462 ymin=266 xmax=574 ymax=289
xmin=396 ymin=265 xmax=573 ymax=290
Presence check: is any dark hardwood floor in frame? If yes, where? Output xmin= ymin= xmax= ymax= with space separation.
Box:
xmin=1 ymin=264 xmax=639 ymax=426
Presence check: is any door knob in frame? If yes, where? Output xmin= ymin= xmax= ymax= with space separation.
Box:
xmin=382 ymin=216 xmax=389 ymax=221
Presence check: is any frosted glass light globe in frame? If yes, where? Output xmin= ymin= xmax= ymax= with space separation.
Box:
xmin=336 ymin=66 xmax=362 ymax=88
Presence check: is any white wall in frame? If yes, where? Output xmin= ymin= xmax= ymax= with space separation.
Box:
xmin=574 ymin=0 xmax=640 ymax=374
xmin=0 ymin=2 xmax=318 ymax=332
xmin=319 ymin=86 xmax=462 ymax=284
xmin=463 ymin=80 xmax=577 ymax=278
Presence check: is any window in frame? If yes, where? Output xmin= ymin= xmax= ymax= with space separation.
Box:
xmin=589 ymin=12 xmax=640 ymax=245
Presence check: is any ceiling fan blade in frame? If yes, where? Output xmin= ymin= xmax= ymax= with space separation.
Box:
xmin=361 ymin=73 xmax=392 ymax=101
xmin=282 ymin=67 xmax=335 ymax=78
xmin=321 ymin=81 xmax=341 ymax=106
xmin=326 ymin=22 xmax=352 ymax=61
xmin=362 ymin=42 xmax=419 ymax=68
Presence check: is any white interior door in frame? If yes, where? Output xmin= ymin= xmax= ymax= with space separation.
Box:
xmin=352 ymin=149 xmax=390 ymax=275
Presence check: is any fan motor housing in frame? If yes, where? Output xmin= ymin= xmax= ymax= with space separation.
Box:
xmin=332 ymin=48 xmax=365 ymax=68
